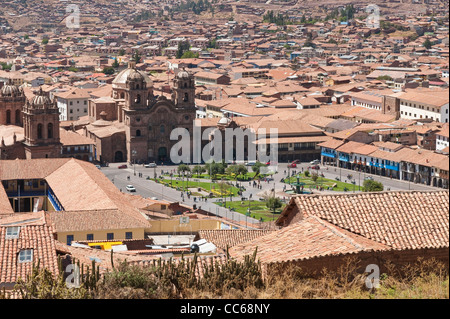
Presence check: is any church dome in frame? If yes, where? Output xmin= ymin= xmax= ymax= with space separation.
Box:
xmin=176 ymin=68 xmax=190 ymax=79
xmin=218 ymin=116 xmax=231 ymax=125
xmin=0 ymin=81 xmax=21 ymax=97
xmin=30 ymin=88 xmax=52 ymax=106
xmin=112 ymin=61 xmax=153 ymax=89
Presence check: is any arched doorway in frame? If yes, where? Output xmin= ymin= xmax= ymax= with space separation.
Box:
xmin=158 ymin=147 xmax=167 ymax=162
xmin=15 ymin=109 xmax=21 ymax=124
xmin=114 ymin=151 xmax=124 ymax=162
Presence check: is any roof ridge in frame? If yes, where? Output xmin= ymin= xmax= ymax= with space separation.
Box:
xmin=311 ymin=216 xmax=379 ymax=251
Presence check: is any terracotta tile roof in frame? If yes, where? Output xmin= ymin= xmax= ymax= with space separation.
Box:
xmin=197 ymin=229 xmax=273 ymax=251
xmin=45 ymin=159 xmax=149 ymax=225
xmin=276 ymin=191 xmax=449 ymax=250
xmin=59 ymin=129 xmax=95 ymax=146
xmin=0 ymin=212 xmax=58 ymax=287
xmin=0 ymin=184 xmax=13 ymax=216
xmin=229 ymin=216 xmax=388 ymax=264
xmin=0 ymin=158 xmax=70 ymax=180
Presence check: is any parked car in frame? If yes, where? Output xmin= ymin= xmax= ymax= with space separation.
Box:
xmin=245 ymin=162 xmax=256 ymax=166
xmin=126 ymin=185 xmax=136 ymax=192
xmin=288 ymin=163 xmax=297 ymax=168
xmin=310 ymin=159 xmax=320 ymax=165
xmin=145 ymin=163 xmax=157 ymax=168
xmin=95 ymin=165 xmax=101 ymax=169
xmin=118 ymin=164 xmax=127 ymax=169
xmin=365 ymin=176 xmax=374 ymax=181
xmin=311 ymin=165 xmax=320 ymax=170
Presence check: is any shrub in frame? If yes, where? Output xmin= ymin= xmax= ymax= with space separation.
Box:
xmin=363 ymin=179 xmax=384 ymax=192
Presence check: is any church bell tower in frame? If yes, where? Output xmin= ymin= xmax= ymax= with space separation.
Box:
xmin=22 ymin=88 xmax=61 ymax=159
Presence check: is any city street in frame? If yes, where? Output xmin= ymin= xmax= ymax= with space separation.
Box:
xmin=100 ymin=161 xmax=442 ymax=228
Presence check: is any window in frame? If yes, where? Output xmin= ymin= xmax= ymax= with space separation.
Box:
xmin=70 ymin=109 xmax=73 ymax=113
xmin=47 ymin=123 xmax=53 ymax=139
xmin=107 ymin=233 xmax=114 ymax=240
xmin=136 ymin=130 xmax=141 ymax=137
xmin=160 ymin=125 xmax=165 ymax=133
xmin=84 ymin=101 xmax=87 ymax=105
xmin=67 ymin=235 xmax=74 ymax=245
xmin=125 ymin=232 xmax=132 ymax=240
xmin=18 ymin=249 xmax=33 ymax=263
xmin=5 ymin=226 xmax=20 ymax=239
xmin=84 ymin=108 xmax=87 ymax=113
xmin=37 ymin=123 xmax=43 ymax=139
xmin=87 ymin=234 xmax=94 ymax=241
xmin=70 ymin=101 xmax=73 ymax=106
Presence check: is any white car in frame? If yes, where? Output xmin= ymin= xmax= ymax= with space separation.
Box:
xmin=145 ymin=163 xmax=157 ymax=168
xmin=310 ymin=159 xmax=320 ymax=165
xmin=126 ymin=185 xmax=136 ymax=192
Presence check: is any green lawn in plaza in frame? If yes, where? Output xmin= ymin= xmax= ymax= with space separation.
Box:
xmin=153 ymin=177 xmax=242 ymax=197
xmin=217 ymin=199 xmax=286 ymax=223
xmin=283 ymin=173 xmax=361 ymax=192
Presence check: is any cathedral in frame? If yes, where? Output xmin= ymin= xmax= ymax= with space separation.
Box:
xmin=85 ymin=62 xmax=197 ymax=164
xmin=1 ymin=62 xmax=197 ymax=164
xmin=0 ymin=81 xmax=61 ymax=160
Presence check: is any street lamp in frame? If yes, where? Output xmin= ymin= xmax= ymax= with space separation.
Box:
xmin=132 ymin=149 xmax=137 ymax=176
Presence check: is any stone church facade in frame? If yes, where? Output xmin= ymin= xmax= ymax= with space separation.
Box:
xmin=1 ymin=82 xmax=61 ymax=160
xmin=87 ymin=62 xmax=196 ymax=164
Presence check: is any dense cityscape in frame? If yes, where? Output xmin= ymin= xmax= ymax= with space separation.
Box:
xmin=0 ymin=0 xmax=448 ymax=303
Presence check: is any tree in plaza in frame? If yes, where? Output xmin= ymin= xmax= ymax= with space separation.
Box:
xmin=265 ymin=194 xmax=283 ymax=218
xmin=237 ymin=165 xmax=248 ymax=178
xmin=177 ymin=164 xmax=191 ymax=176
xmin=362 ymin=180 xmax=384 ymax=192
xmin=226 ymin=165 xmax=239 ymax=180
xmin=192 ymin=165 xmax=205 ymax=177
xmin=252 ymin=161 xmax=266 ymax=178
xmin=205 ymin=161 xmax=221 ymax=180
